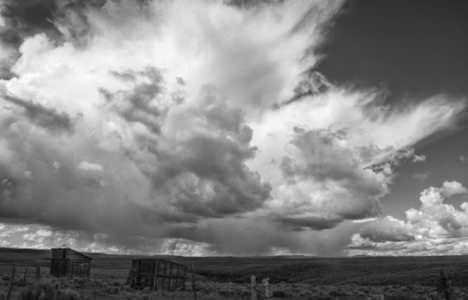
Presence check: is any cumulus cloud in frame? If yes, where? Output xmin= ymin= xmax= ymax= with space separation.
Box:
xmin=0 ymin=0 xmax=465 ymax=255
xmin=349 ymin=181 xmax=468 ymax=256
xmin=405 ymin=181 xmax=468 ymax=236
xmin=438 ymin=181 xmax=468 ymax=197
xmin=358 ymin=216 xmax=414 ymax=243
xmin=268 ymin=126 xmax=387 ymax=229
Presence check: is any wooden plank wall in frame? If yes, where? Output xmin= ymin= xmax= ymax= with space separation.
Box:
xmin=129 ymin=259 xmax=188 ymax=291
xmin=50 ymin=259 xmax=91 ymax=278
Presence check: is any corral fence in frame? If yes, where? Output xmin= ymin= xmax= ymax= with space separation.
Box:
xmin=248 ymin=269 xmax=454 ymax=300
xmin=126 ymin=258 xmax=188 ymax=291
xmin=3 ymin=262 xmax=46 ymax=300
xmin=50 ymin=259 xmax=91 ymax=278
xmin=50 ymin=247 xmax=92 ymax=278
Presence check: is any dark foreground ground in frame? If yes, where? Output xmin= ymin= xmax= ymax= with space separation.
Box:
xmin=1 ymin=247 xmax=468 ymax=299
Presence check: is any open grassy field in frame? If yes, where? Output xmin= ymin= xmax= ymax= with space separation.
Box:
xmin=1 ymin=248 xmax=468 ymax=299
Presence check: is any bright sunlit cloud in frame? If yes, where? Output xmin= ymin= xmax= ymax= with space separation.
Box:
xmin=0 ymin=0 xmax=466 ymax=256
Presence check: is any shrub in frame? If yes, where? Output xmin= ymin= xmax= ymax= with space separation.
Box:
xmin=235 ymin=288 xmax=250 ymax=298
xmin=73 ymin=277 xmax=88 ymax=287
xmin=272 ymin=290 xmax=288 ymax=298
xmin=18 ymin=282 xmax=80 ymax=300
xmin=219 ymin=288 xmax=236 ymax=298
xmin=105 ymin=285 xmax=120 ymax=294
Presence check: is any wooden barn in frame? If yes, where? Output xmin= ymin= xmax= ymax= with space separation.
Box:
xmin=50 ymin=248 xmax=92 ymax=278
xmin=126 ymin=259 xmax=188 ymax=291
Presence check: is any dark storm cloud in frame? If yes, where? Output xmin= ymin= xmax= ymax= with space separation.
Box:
xmin=102 ymin=67 xmax=165 ymax=134
xmin=0 ymin=124 xmax=166 ymax=237
xmin=0 ymin=69 xmax=271 ymax=241
xmin=1 ymin=0 xmax=59 ymax=44
xmin=102 ymin=69 xmax=271 ymax=220
xmin=161 ymin=217 xmax=358 ymax=256
xmin=282 ymin=127 xmax=377 ymax=189
xmin=0 ymin=0 xmax=108 ymax=78
xmin=0 ymin=0 xmax=107 ymax=42
xmin=438 ymin=216 xmax=462 ymax=233
xmin=0 ymin=0 xmax=57 ymax=78
xmin=52 ymin=0 xmax=107 ymax=46
xmin=157 ymin=134 xmax=271 ymax=218
xmin=360 ymin=227 xmax=414 ymax=243
xmin=228 ymin=0 xmax=284 ymax=9
xmin=144 ymin=87 xmax=272 ymax=219
xmin=2 ymin=93 xmax=74 ymax=133
xmin=276 ymin=216 xmax=341 ymax=231
xmin=274 ymin=126 xmax=386 ymax=229
xmin=274 ymin=71 xmax=330 ymax=109
xmin=6 ymin=0 xmax=465 ymax=256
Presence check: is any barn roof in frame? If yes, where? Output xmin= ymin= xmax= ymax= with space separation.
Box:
xmin=51 ymin=248 xmax=92 ymax=260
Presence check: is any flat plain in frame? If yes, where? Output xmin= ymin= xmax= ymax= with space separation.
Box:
xmin=1 ymin=248 xmax=468 ymax=299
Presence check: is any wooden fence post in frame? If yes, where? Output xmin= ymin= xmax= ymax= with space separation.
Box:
xmin=175 ymin=264 xmax=180 ymax=289
xmin=36 ymin=263 xmax=41 ymax=280
xmin=191 ymin=264 xmax=197 ymax=300
xmin=162 ymin=260 xmax=166 ymax=291
xmin=155 ymin=260 xmax=160 ymax=291
xmin=439 ymin=269 xmax=453 ymax=300
xmin=169 ymin=262 xmax=173 ymax=291
xmin=262 ymin=277 xmax=272 ymax=299
xmin=6 ymin=266 xmax=15 ymax=300
xmin=251 ymin=275 xmax=257 ymax=300
xmin=126 ymin=268 xmax=135 ymax=286
xmin=149 ymin=260 xmax=155 ymax=291
xmin=23 ymin=268 xmax=28 ymax=284
xmin=144 ymin=260 xmax=150 ymax=289
xmin=183 ymin=265 xmax=187 ymax=291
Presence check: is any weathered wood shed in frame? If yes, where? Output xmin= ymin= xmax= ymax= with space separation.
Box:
xmin=50 ymin=248 xmax=92 ymax=278
xmin=126 ymin=259 xmax=188 ymax=291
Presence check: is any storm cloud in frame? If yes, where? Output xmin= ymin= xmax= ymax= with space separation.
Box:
xmin=0 ymin=0 xmax=465 ymax=255
xmin=1 ymin=92 xmax=74 ymax=133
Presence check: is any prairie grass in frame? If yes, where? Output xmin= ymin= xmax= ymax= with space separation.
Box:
xmin=4 ymin=276 xmax=468 ymax=299
xmin=17 ymin=281 xmax=80 ymax=300
xmin=3 ymin=249 xmax=468 ymax=299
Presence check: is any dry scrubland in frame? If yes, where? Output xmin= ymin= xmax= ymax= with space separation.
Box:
xmin=2 ymin=248 xmax=468 ymax=299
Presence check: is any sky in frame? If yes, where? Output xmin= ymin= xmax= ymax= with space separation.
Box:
xmin=0 ymin=0 xmax=467 ymax=257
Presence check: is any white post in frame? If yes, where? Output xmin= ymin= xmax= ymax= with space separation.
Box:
xmin=251 ymin=275 xmax=257 ymax=300
xmin=262 ymin=277 xmax=272 ymax=299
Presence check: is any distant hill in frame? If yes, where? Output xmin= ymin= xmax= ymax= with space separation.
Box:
xmin=0 ymin=247 xmax=48 ymax=254
xmin=2 ymin=247 xmax=468 ymax=287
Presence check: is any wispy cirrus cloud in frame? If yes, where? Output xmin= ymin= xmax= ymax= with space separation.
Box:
xmin=413 ymin=172 xmax=431 ymax=182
